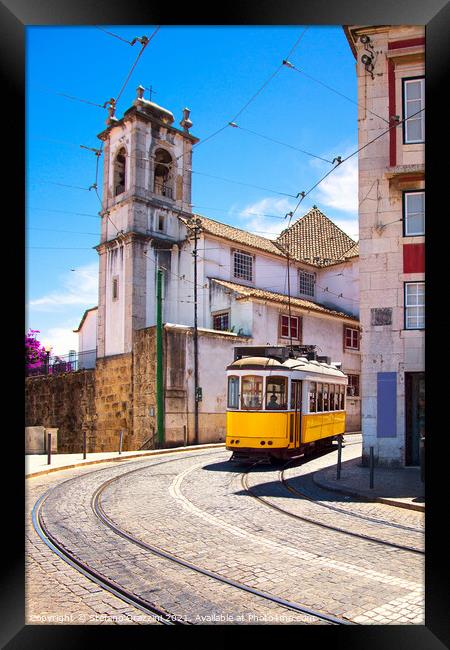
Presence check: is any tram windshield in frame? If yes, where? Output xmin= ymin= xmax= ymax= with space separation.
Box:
xmin=241 ymin=376 xmax=263 ymax=410
xmin=265 ymin=376 xmax=287 ymax=410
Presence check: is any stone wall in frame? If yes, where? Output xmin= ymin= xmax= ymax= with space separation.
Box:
xmin=94 ymin=353 xmax=134 ymax=452
xmin=25 ymin=370 xmax=96 ymax=453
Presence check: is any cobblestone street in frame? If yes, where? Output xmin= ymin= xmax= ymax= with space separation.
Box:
xmin=26 ymin=440 xmax=424 ymax=625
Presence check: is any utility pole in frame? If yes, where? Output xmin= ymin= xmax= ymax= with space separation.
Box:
xmin=286 ymin=230 xmax=293 ymax=354
xmin=188 ymin=217 xmax=202 ymax=445
xmin=156 ymin=267 xmax=164 ymax=447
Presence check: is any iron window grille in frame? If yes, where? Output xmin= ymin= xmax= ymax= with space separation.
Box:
xmin=154 ymin=182 xmax=173 ymax=199
xmin=298 ymin=270 xmax=315 ymax=297
xmin=213 ymin=312 xmax=230 ymax=331
xmin=233 ymin=251 xmax=253 ymax=282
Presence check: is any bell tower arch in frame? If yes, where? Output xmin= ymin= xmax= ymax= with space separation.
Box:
xmin=96 ymin=85 xmax=199 ymax=357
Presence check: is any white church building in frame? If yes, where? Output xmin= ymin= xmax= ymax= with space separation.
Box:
xmin=75 ymin=85 xmax=362 ymax=435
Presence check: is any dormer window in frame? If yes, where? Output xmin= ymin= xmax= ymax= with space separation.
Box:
xmin=113 ymin=148 xmax=126 ymax=196
xmin=154 ymin=149 xmax=173 ymax=199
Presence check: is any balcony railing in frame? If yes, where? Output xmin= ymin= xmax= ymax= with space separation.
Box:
xmin=26 ymin=349 xmax=97 ymax=377
xmin=154 ymin=182 xmax=173 ymax=199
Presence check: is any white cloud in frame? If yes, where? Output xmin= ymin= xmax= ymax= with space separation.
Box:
xmin=40 ymin=326 xmax=79 ymax=356
xmin=29 ymin=262 xmax=98 ymax=311
xmin=313 ymin=152 xmax=359 ymax=214
xmin=236 ymin=197 xmax=313 ymax=239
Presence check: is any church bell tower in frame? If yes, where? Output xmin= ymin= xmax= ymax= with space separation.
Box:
xmin=96 ymin=85 xmax=199 ymax=357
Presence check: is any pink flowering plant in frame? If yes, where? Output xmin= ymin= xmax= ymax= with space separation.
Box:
xmin=25 ymin=329 xmax=48 ymax=370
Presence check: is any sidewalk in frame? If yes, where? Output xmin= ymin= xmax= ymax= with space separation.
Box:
xmin=313 ymin=455 xmax=425 ymax=512
xmin=25 ymin=443 xmax=226 ymax=478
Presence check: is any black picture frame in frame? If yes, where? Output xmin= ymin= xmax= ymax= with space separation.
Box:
xmin=4 ymin=0 xmax=449 ymax=647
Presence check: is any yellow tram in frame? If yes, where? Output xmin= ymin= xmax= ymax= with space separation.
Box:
xmin=226 ymin=346 xmax=348 ymax=463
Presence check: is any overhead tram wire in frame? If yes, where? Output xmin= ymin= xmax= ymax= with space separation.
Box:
xmin=282 ymin=60 xmax=390 ymax=125
xmin=164 ymin=27 xmax=310 ymax=172
xmin=227 ymin=124 xmax=334 ymax=164
xmin=284 ymin=106 xmax=425 ymax=229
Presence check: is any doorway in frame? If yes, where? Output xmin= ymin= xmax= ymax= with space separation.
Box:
xmin=291 ymin=380 xmax=302 ymax=447
xmin=405 ymin=372 xmax=425 ymax=466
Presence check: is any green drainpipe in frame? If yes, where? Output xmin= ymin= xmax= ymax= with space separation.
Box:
xmin=156 ymin=268 xmax=164 ymax=447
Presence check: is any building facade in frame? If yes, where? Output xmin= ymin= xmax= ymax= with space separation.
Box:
xmin=73 ymin=84 xmax=363 ymax=443
xmin=344 ymin=26 xmax=425 ymax=465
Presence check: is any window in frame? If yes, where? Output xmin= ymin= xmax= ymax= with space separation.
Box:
xmin=404 ymin=191 xmax=425 ymax=236
xmin=112 ymin=276 xmax=119 ymax=301
xmin=405 ymin=282 xmax=425 ymax=329
xmin=298 ymin=270 xmax=315 ymax=297
xmin=339 ymin=384 xmax=345 ymax=410
xmin=241 ymin=375 xmax=263 ymax=410
xmin=317 ymin=383 xmax=323 ymax=412
xmin=280 ymin=315 xmax=301 ymax=341
xmin=403 ymin=77 xmax=425 ymax=144
xmin=233 ymin=251 xmax=253 ymax=282
xmin=113 ymin=148 xmax=126 ymax=196
xmin=347 ymin=375 xmax=360 ymax=397
xmin=227 ymin=376 xmax=239 ymax=409
xmin=344 ymin=326 xmax=359 ymax=350
xmin=153 ymin=148 xmax=173 ymax=198
xmin=329 ymin=384 xmax=335 ymax=411
xmin=323 ymin=383 xmax=329 ymax=411
xmin=308 ymin=382 xmax=317 ymax=413
xmin=213 ymin=312 xmax=229 ymax=331
xmin=334 ymin=385 xmax=340 ymax=410
xmin=265 ymin=376 xmax=287 ymax=410
xmin=156 ymin=213 xmax=165 ymax=232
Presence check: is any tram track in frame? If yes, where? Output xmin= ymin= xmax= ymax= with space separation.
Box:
xmin=240 ymin=461 xmax=424 ymax=555
xmin=92 ymin=457 xmax=355 ymax=625
xmin=280 ymin=467 xmax=424 ymax=534
xmin=32 ymin=448 xmax=354 ymax=625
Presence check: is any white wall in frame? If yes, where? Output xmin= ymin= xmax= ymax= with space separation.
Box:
xmin=78 ymin=309 xmax=97 ymax=353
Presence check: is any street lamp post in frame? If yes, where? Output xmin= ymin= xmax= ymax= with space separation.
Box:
xmin=45 ymin=346 xmax=52 ymax=375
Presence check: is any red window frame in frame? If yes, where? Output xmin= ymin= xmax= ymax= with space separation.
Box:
xmin=280 ymin=315 xmax=300 ymax=340
xmin=344 ymin=326 xmax=359 ymax=350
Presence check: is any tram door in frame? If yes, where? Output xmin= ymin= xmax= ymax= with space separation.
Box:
xmin=291 ymin=380 xmax=302 ymax=447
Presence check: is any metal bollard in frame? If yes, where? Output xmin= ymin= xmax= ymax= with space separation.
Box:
xmin=47 ymin=432 xmax=52 ymax=465
xmin=369 ymin=446 xmax=375 ymax=489
xmin=119 ymin=431 xmax=123 ymax=455
xmin=336 ymin=436 xmax=342 ymax=480
xmin=183 ymin=425 xmax=187 ymax=447
xmin=83 ymin=431 xmax=87 ymax=460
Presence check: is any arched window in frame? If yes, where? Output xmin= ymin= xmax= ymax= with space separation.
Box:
xmin=153 ymin=149 xmax=173 ymax=198
xmin=113 ymin=148 xmax=126 ymax=196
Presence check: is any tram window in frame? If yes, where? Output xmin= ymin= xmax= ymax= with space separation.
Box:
xmin=334 ymin=386 xmax=340 ymax=410
xmin=241 ymin=376 xmax=263 ymax=410
xmin=329 ymin=384 xmax=335 ymax=411
xmin=323 ymin=384 xmax=329 ymax=411
xmin=308 ymin=382 xmax=317 ymax=413
xmin=265 ymin=376 xmax=287 ymax=410
xmin=227 ymin=376 xmax=239 ymax=409
xmin=317 ymin=383 xmax=323 ymax=412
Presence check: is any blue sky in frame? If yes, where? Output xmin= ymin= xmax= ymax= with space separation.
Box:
xmin=26 ymin=25 xmax=358 ymax=354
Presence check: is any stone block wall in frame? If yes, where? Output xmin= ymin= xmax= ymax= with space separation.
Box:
xmin=25 ymin=370 xmax=96 ymax=453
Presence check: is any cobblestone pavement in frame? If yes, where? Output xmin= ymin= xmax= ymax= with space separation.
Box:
xmin=26 ymin=444 xmax=424 ymax=625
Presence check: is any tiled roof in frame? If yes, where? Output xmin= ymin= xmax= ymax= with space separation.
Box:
xmin=340 ymin=242 xmax=359 ymax=260
xmin=211 ymin=278 xmax=358 ymax=322
xmin=182 ymin=214 xmax=287 ymax=259
xmin=276 ymin=207 xmax=357 ymax=266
